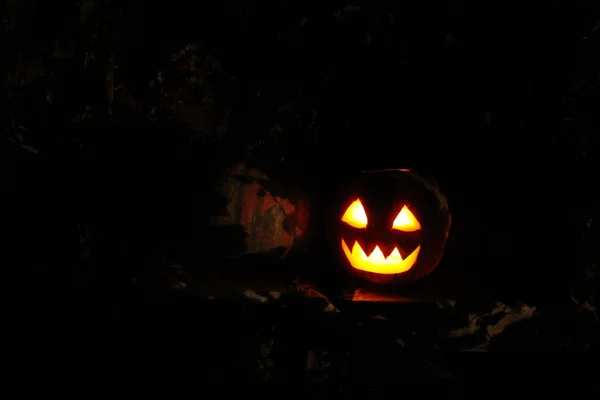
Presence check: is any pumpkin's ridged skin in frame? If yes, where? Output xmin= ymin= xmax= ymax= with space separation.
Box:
xmin=210 ymin=163 xmax=310 ymax=261
xmin=327 ymin=169 xmax=450 ymax=285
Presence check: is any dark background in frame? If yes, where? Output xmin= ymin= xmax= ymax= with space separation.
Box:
xmin=2 ymin=0 xmax=598 ymax=390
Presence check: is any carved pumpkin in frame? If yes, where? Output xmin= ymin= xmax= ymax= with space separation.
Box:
xmin=328 ymin=169 xmax=450 ymax=284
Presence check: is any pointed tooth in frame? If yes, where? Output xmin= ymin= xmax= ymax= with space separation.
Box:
xmin=369 ymin=246 xmax=386 ymax=263
xmin=397 ymin=247 xmax=413 ymax=260
xmin=364 ymin=241 xmax=378 ymax=258
xmin=341 ymin=238 xmax=350 ymax=252
xmin=378 ymin=243 xmax=394 ymax=259
xmin=354 ymin=241 xmax=369 ymax=260
xmin=389 ymin=248 xmax=403 ymax=262
xmin=355 ymin=237 xmax=367 ymax=254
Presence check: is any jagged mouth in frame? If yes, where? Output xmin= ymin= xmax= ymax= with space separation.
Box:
xmin=341 ymin=239 xmax=420 ymax=274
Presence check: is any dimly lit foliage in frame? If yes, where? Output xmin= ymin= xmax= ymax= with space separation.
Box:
xmin=205 ymin=162 xmax=311 ymax=262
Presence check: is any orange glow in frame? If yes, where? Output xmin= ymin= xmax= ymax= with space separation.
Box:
xmin=392 ymin=206 xmax=421 ymax=232
xmin=341 ymin=239 xmax=420 ymax=274
xmin=341 ymin=199 xmax=368 ymax=229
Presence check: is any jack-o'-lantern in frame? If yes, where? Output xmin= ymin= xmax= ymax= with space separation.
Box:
xmin=327 ymin=169 xmax=450 ymax=285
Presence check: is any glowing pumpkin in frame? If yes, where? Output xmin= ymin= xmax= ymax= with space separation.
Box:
xmin=328 ymin=169 xmax=450 ymax=285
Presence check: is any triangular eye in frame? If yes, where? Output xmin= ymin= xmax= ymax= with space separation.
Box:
xmin=392 ymin=206 xmax=421 ymax=232
xmin=341 ymin=199 xmax=368 ymax=229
